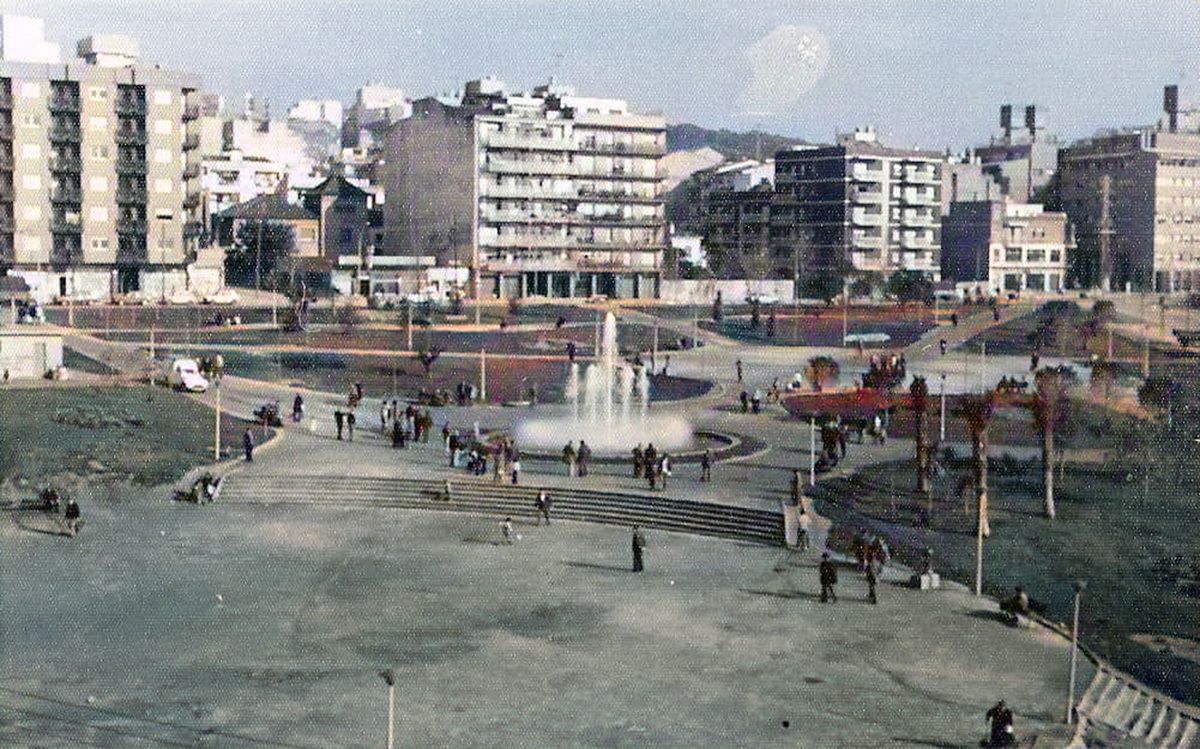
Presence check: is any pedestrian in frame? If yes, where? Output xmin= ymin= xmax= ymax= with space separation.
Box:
xmin=1030 ymin=352 xmax=1040 ymax=372
xmin=939 ymin=338 xmax=947 ymax=356
xmin=740 ymin=390 xmax=749 ymax=413
xmin=993 ymin=307 xmax=1001 ymax=322
xmin=577 ymin=440 xmax=592 ymax=477
xmin=562 ymin=442 xmax=577 ymax=477
xmin=392 ymin=418 xmax=403 ymax=449
xmin=853 ymin=529 xmax=868 ymax=571
xmin=790 ymin=468 xmax=803 ymax=506
xmin=736 ymin=359 xmax=743 ymax=382
xmin=985 ymin=700 xmax=1015 ymax=747
xmin=243 ymin=428 xmax=254 ymax=462
xmin=380 ymin=402 xmax=391 ymax=433
xmin=819 ymin=552 xmax=838 ymax=603
xmin=355 ymin=382 xmax=364 ymax=401
xmin=334 ymin=409 xmax=344 ymax=440
xmin=837 ymin=425 xmax=848 ymax=460
xmin=951 ymin=312 xmax=959 ymax=327
xmin=658 ymin=453 xmax=671 ymax=490
xmin=632 ymin=444 xmax=644 ymax=478
xmin=537 ymin=490 xmax=552 ymax=525
xmin=346 ymin=411 xmax=356 ymax=441
xmin=501 ymin=517 xmax=517 ymax=545
xmin=63 ymin=497 xmax=81 ymax=536
xmin=510 ymin=458 xmax=521 ymax=485
xmin=865 ymin=563 xmax=878 ymax=604
xmin=631 ymin=526 xmax=646 ymax=572
xmin=663 ymin=354 xmax=670 ymax=376
xmin=292 ymin=393 xmax=304 ymax=423
xmin=700 ymin=449 xmax=712 ymax=481
xmin=442 ymin=423 xmax=452 ymax=451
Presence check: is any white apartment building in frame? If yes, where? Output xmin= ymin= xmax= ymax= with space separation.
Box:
xmin=287 ymin=99 xmax=343 ymax=128
xmin=199 ymin=150 xmax=287 ymax=229
xmin=381 ymin=79 xmax=667 ymax=299
xmin=941 ymin=201 xmax=1072 ymax=294
xmin=223 ymin=117 xmax=318 ymax=184
xmin=0 ymin=20 xmax=207 ymax=303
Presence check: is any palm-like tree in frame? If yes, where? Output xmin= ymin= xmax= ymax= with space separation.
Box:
xmin=910 ymin=376 xmax=931 ymax=498
xmin=1032 ymin=366 xmax=1076 ymax=519
xmin=961 ymin=393 xmax=995 ymax=538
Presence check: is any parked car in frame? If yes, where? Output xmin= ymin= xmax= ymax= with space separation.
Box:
xmin=166 ymin=358 xmax=209 ymax=392
xmin=204 ymin=289 xmax=239 ymax=305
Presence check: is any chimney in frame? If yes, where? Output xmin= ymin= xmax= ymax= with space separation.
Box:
xmin=1164 ymin=85 xmax=1179 ymax=133
xmin=1024 ymin=105 xmax=1037 ymax=139
xmin=1000 ymin=105 xmax=1013 ymax=142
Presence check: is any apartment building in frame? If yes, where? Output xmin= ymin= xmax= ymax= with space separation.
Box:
xmin=941 ymin=201 xmax=1072 ymax=294
xmin=381 ymin=79 xmax=667 ymax=299
xmin=1058 ymin=86 xmax=1200 ymax=292
xmin=200 ymin=150 xmax=287 ymax=231
xmin=770 ymin=128 xmax=943 ymax=283
xmin=0 ymin=22 xmax=205 ymax=302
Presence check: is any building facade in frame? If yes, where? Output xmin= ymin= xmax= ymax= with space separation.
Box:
xmin=941 ymin=201 xmax=1072 ymax=294
xmin=0 ymin=26 xmax=204 ymax=302
xmin=381 ymin=80 xmax=667 ymax=299
xmin=200 ymin=150 xmax=286 ymax=231
xmin=702 ymin=183 xmax=773 ymax=278
xmin=770 ymin=129 xmax=943 ymax=283
xmin=1058 ymin=89 xmax=1200 ymax=292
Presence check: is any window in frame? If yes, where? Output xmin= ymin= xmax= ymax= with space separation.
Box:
xmin=89 ymin=176 xmax=108 ymax=192
xmin=89 ymin=206 xmax=109 ymax=222
xmin=20 ymin=143 xmax=40 ymax=159
xmin=90 ymin=145 xmax=110 ymax=160
xmin=88 ymin=87 xmax=108 ymax=101
xmin=154 ymin=149 xmax=172 ymax=164
xmin=1025 ymin=273 xmax=1045 ymax=291
xmin=154 ymin=178 xmax=173 ymax=194
xmin=1025 ymin=248 xmax=1046 ymax=263
xmin=22 ymin=205 xmax=41 ymax=221
xmin=153 ymin=89 xmax=172 ymax=105
xmin=1005 ymin=248 xmax=1022 ymax=263
xmin=1049 ymin=250 xmax=1062 ymax=263
xmin=20 ymin=113 xmax=40 ymax=127
xmin=153 ymin=119 xmax=172 ymax=135
xmin=90 ymin=237 xmax=110 ymax=251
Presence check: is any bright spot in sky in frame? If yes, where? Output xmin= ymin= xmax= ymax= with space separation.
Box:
xmin=738 ymin=25 xmax=830 ymax=118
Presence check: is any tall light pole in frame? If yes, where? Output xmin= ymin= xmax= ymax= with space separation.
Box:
xmin=939 ymin=373 xmax=947 ymax=442
xmin=1066 ymin=580 xmax=1087 ymax=725
xmin=379 ymin=669 xmax=396 ymax=749
xmin=213 ymin=375 xmax=221 ymax=461
xmin=809 ymin=415 xmax=817 ymax=486
xmin=479 ymin=347 xmax=487 ymax=403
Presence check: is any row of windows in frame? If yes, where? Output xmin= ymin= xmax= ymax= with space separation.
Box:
xmin=997 ymin=248 xmax=1064 ymax=263
xmin=16 ymin=81 xmax=175 ymax=105
xmin=16 ymin=174 xmax=175 ymax=192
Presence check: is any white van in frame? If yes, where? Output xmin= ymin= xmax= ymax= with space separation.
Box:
xmin=167 ymin=358 xmax=209 ymax=392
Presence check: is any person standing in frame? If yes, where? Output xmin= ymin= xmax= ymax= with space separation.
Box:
xmin=700 ymin=449 xmax=712 ymax=481
xmin=346 ymin=411 xmax=356 ymax=442
xmin=631 ymin=526 xmax=646 ymax=572
xmin=736 ymin=359 xmax=743 ymax=382
xmin=63 ymin=497 xmax=81 ymax=536
xmin=334 ymin=410 xmax=345 ymax=441
xmin=577 ymin=441 xmax=592 ymax=478
xmin=380 ymin=402 xmax=391 ymax=434
xmin=562 ymin=442 xmax=577 ymax=477
xmin=658 ymin=453 xmax=671 ymax=490
xmin=819 ymin=552 xmax=838 ymax=603
xmin=243 ymin=428 xmax=254 ymax=462
xmin=537 ymin=490 xmax=552 ymax=525
xmin=985 ymin=701 xmax=1015 ymax=747
xmin=510 ymin=457 xmax=521 ymax=485
xmin=292 ymin=393 xmax=304 ymax=423
xmin=632 ymin=444 xmax=644 ymax=479
xmin=865 ymin=563 xmax=878 ymax=605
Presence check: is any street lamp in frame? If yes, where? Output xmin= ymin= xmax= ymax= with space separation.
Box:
xmin=1066 ymin=580 xmax=1087 ymax=725
xmin=809 ymin=415 xmax=817 ymax=486
xmin=939 ymin=373 xmax=947 ymax=442
xmin=379 ymin=669 xmax=397 ymax=749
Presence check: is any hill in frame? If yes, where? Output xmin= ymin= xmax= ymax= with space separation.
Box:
xmin=666 ymin=123 xmax=808 ymax=161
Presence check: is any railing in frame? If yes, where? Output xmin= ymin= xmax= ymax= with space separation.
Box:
xmin=182 ymin=164 xmax=200 ymax=179
xmin=183 ymin=193 xmax=202 ymax=209
xmin=576 ymin=140 xmax=664 ymax=156
xmin=116 ymin=187 xmax=147 ymax=204
xmin=48 ymin=95 xmax=80 ymax=113
xmin=117 ymin=219 xmax=148 ymax=235
xmin=903 ymin=168 xmax=940 ymax=184
xmin=851 ymin=208 xmax=885 ymax=225
xmin=49 ymin=125 xmax=81 ymax=143
xmin=482 ymin=233 xmax=665 ymax=252
xmin=851 ymin=234 xmax=885 ymax=249
xmin=115 ymin=98 xmax=146 ymax=115
xmin=482 ymin=133 xmax=575 ymax=151
xmin=49 ymin=156 xmax=81 ymax=173
xmin=50 ymin=187 xmax=81 ymax=203
xmin=182 ymin=104 xmax=200 ymax=121
xmin=902 ymin=189 xmax=939 ymax=205
xmin=183 ymin=221 xmax=204 ymax=238
xmin=851 ymin=189 xmax=886 ymax=203
xmin=183 ymin=134 xmax=200 ymax=150
xmin=115 ymin=129 xmax=146 ymax=145
xmin=486 ymin=157 xmax=576 ymax=176
xmin=115 ymin=159 xmax=147 ymax=175
xmin=851 ymin=166 xmax=886 ymax=182
xmin=49 ymin=217 xmax=82 ymax=233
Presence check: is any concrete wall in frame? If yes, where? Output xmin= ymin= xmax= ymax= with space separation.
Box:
xmin=0 ymin=328 xmax=62 ymax=378
xmin=658 ymin=279 xmax=794 ymax=305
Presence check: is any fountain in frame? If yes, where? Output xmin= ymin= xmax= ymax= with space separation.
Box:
xmin=515 ymin=312 xmax=692 ymax=453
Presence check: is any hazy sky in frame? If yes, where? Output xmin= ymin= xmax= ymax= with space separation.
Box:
xmin=9 ymin=0 xmax=1200 ymax=149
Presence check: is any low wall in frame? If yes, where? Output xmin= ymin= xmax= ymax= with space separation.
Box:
xmin=659 ymin=279 xmax=795 ymax=305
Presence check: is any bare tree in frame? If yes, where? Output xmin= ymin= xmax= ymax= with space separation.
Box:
xmin=1032 ymin=366 xmax=1077 ymax=519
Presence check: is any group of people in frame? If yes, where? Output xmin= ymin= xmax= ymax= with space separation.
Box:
xmin=631 ymin=443 xmax=672 ymax=490
xmin=561 ymin=441 xmax=594 ymax=478
xmin=738 ymin=389 xmax=765 ymax=414
xmin=817 ymin=544 xmax=883 ymax=605
xmin=862 ymin=353 xmax=907 ymax=391
xmin=382 ymin=401 xmax=435 ymax=448
xmin=852 ymin=529 xmax=892 ymax=575
xmin=37 ymin=487 xmax=81 ymax=536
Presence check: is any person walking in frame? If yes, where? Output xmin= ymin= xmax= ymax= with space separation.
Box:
xmin=658 ymin=453 xmax=671 ymax=490
xmin=819 ymin=552 xmax=838 ymax=603
xmin=501 ymin=517 xmax=517 ymax=545
xmin=736 ymin=359 xmax=743 ymax=383
xmin=536 ymin=490 xmax=552 ymax=526
xmin=865 ymin=563 xmax=878 ymax=605
xmin=577 ymin=440 xmax=592 ymax=478
xmin=63 ymin=497 xmax=81 ymax=537
xmin=985 ymin=700 xmax=1016 ymax=747
xmin=346 ymin=411 xmax=356 ymax=441
xmin=292 ymin=393 xmax=304 ymax=423
xmin=510 ymin=458 xmax=521 ymax=485
xmin=334 ymin=409 xmax=344 ymax=441
xmin=631 ymin=526 xmax=646 ymax=572
xmin=392 ymin=418 xmax=404 ymax=449
xmin=562 ymin=442 xmax=577 ymax=477
xmin=632 ymin=444 xmax=644 ymax=479
xmin=700 ymin=449 xmax=712 ymax=481
xmin=939 ymin=338 xmax=947 ymax=356
xmin=243 ymin=428 xmax=254 ymax=462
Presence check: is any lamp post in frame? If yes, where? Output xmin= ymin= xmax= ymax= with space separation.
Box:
xmin=379 ymin=669 xmax=396 ymax=749
xmin=939 ymin=373 xmax=947 ymax=442
xmin=479 ymin=347 xmax=487 ymax=403
xmin=1066 ymin=580 xmax=1087 ymax=725
xmin=213 ymin=373 xmax=222 ymax=461
xmin=809 ymin=415 xmax=817 ymax=486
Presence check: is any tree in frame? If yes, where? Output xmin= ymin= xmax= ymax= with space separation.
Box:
xmin=1032 ymin=366 xmax=1077 ymax=520
xmin=910 ymin=376 xmax=931 ymax=499
xmin=226 ymin=220 xmax=296 ymax=289
xmin=849 ymin=277 xmax=875 ymax=300
xmin=960 ymin=394 xmax=995 ymax=538
xmin=805 ymin=356 xmax=840 ymax=392
xmin=334 ymin=303 xmax=362 ymax=334
xmin=884 ymin=270 xmax=934 ymax=304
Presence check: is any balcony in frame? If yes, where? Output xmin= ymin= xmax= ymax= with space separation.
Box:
xmin=901 ymin=210 xmax=938 ymax=227
xmin=483 ymin=132 xmax=575 ymax=152
xmin=50 ymin=186 xmax=82 ymax=203
xmin=183 ymin=221 xmax=204 ymax=238
xmin=49 ymin=125 xmax=81 ymax=143
xmin=115 ymin=98 xmax=146 ymax=116
xmin=851 ymin=207 xmax=885 ymax=226
xmin=900 ymin=235 xmax=936 ymax=250
xmin=576 ymin=140 xmax=665 ymax=157
xmin=116 ymin=158 xmax=147 ymax=175
xmin=48 ymin=95 xmax=80 ymax=113
xmin=482 ymin=233 xmax=665 ymax=252
xmin=850 ymin=189 xmax=886 ymax=204
xmin=902 ymin=189 xmax=939 ymax=205
xmin=50 ymin=155 xmax=81 ymax=173
xmin=117 ymin=219 xmax=148 ymax=235
xmin=486 ymin=157 xmax=576 ymax=176
xmin=183 ymin=192 xmax=202 ymax=209
xmin=50 ymin=216 xmax=82 ymax=234
xmin=183 ymin=134 xmax=200 ymax=150
xmin=903 ymin=166 xmax=940 ymax=184
xmin=116 ymin=186 xmax=147 ymax=204
xmin=115 ymin=129 xmax=147 ymax=146
xmin=850 ymin=165 xmax=886 ymax=182
xmin=850 ymin=234 xmax=885 ymax=250
xmin=182 ymin=104 xmax=200 ymax=121
xmin=183 ymin=163 xmax=200 ymax=179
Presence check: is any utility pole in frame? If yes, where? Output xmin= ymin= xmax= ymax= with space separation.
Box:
xmin=939 ymin=373 xmax=947 ymax=442
xmin=379 ymin=670 xmax=396 ymax=749
xmin=479 ymin=347 xmax=487 ymax=403
xmin=213 ymin=380 xmax=221 ymax=461
xmin=1098 ymin=175 xmax=1113 ymax=293
xmin=809 ymin=415 xmax=817 ymax=486
xmin=974 ymin=501 xmax=985 ymax=596
xmin=841 ymin=276 xmax=849 ymax=346
xmin=1066 ymin=581 xmax=1087 ymax=724
xmin=979 ymin=342 xmax=986 ymax=393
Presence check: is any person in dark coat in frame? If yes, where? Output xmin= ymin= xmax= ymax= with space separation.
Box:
xmin=700 ymin=449 xmax=712 ymax=481
xmin=334 ymin=410 xmax=344 ymax=440
xmin=819 ymin=552 xmax=838 ymax=603
xmin=536 ymin=490 xmax=552 ymax=525
xmin=985 ymin=700 xmax=1015 ymax=747
xmin=243 ymin=429 xmax=254 ymax=462
xmin=292 ymin=393 xmax=304 ymax=423
xmin=577 ymin=441 xmax=592 ymax=477
xmin=631 ymin=526 xmax=646 ymax=572
xmin=346 ymin=411 xmax=356 ymax=441
xmin=63 ymin=497 xmax=81 ymax=536
xmin=632 ymin=444 xmax=644 ymax=478
xmin=865 ymin=563 xmax=878 ymax=604
xmin=392 ymin=419 xmax=403 ymax=449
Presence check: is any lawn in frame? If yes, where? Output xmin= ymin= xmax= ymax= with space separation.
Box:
xmin=0 ymin=385 xmax=252 ymax=487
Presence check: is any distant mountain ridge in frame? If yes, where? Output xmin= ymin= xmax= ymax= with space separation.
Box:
xmin=666 ymin=123 xmax=809 ymax=161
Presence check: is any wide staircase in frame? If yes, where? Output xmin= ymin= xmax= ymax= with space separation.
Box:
xmin=216 ymin=474 xmax=785 ymax=546
xmin=1073 ymin=666 xmax=1200 ymax=748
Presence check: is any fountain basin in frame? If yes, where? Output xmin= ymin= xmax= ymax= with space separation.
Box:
xmin=514 ymin=414 xmax=693 ymax=454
